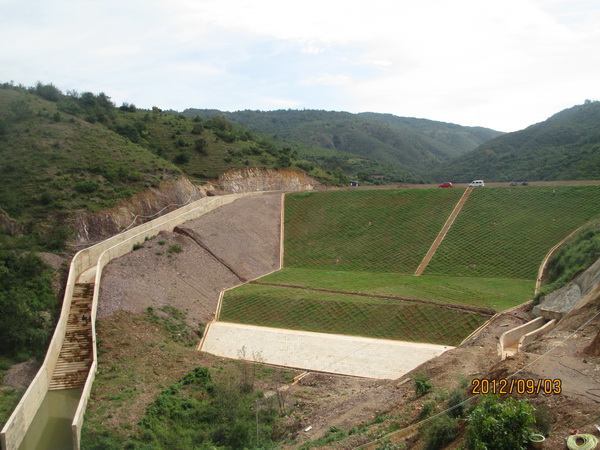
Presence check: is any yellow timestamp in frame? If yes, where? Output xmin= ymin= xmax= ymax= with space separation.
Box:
xmin=471 ymin=378 xmax=562 ymax=395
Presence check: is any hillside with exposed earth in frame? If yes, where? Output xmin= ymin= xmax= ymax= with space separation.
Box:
xmin=5 ymin=188 xmax=594 ymax=449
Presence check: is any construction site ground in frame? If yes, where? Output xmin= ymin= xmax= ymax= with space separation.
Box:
xmin=6 ymin=189 xmax=599 ymax=448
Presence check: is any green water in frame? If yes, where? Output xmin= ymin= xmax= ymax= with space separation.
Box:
xmin=19 ymin=389 xmax=82 ymax=450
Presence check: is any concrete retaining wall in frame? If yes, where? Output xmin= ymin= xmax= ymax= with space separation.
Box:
xmin=498 ymin=317 xmax=545 ymax=359
xmin=519 ymin=319 xmax=556 ymax=349
xmin=2 ymin=193 xmax=255 ymax=450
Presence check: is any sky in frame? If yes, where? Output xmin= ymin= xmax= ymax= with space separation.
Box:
xmin=1 ymin=0 xmax=599 ymax=132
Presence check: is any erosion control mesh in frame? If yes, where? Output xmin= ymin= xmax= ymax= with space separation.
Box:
xmin=220 ymin=284 xmax=488 ymax=346
xmin=221 ymin=185 xmax=600 ymax=343
xmin=284 ymin=189 xmax=463 ymax=273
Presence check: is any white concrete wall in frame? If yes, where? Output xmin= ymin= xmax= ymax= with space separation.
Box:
xmin=519 ymin=319 xmax=556 ymax=349
xmin=2 ymin=193 xmax=255 ymax=450
xmin=498 ymin=317 xmax=545 ymax=359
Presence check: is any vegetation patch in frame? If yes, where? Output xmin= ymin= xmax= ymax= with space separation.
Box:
xmin=220 ymin=284 xmax=488 ymax=346
xmin=260 ymin=268 xmax=534 ymax=311
xmin=284 ymin=189 xmax=464 ymax=273
xmin=537 ymin=222 xmax=600 ymax=299
xmin=424 ymin=186 xmax=600 ymax=279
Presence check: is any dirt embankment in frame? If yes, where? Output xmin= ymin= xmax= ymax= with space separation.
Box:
xmin=215 ymin=168 xmax=323 ymax=193
xmin=97 ymin=193 xmax=282 ymax=326
xmin=70 ymin=169 xmax=322 ymax=245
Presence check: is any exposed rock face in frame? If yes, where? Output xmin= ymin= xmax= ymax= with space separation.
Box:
xmin=216 ymin=168 xmax=323 ymax=193
xmin=70 ymin=178 xmax=209 ymax=244
xmin=0 ymin=209 xmax=23 ymax=237
xmin=69 ymin=169 xmax=320 ymax=246
xmin=534 ymin=257 xmax=600 ymax=319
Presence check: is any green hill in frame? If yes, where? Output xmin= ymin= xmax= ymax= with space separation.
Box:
xmin=180 ymin=109 xmax=502 ymax=177
xmin=431 ymin=100 xmax=600 ymax=182
xmin=0 ymin=82 xmax=354 ymax=247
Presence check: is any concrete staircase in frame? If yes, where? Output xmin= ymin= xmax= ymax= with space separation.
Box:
xmin=49 ymin=283 xmax=94 ymax=390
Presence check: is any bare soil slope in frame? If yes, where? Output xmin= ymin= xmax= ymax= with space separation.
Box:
xmin=98 ymin=193 xmax=282 ymax=326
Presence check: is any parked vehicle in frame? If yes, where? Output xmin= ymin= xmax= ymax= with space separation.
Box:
xmin=510 ymin=181 xmax=517 ymax=186
xmin=469 ymin=180 xmax=485 ymax=187
xmin=521 ymin=181 xmax=528 ymax=186
xmin=438 ymin=182 xmax=453 ymax=188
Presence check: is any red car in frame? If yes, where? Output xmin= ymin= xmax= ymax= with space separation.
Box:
xmin=438 ymin=182 xmax=453 ymax=188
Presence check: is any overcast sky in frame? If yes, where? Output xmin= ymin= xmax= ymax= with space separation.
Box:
xmin=1 ymin=0 xmax=599 ymax=132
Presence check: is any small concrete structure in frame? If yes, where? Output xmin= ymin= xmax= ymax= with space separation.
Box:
xmin=201 ymin=322 xmax=453 ymax=379
xmin=498 ymin=317 xmax=546 ymax=359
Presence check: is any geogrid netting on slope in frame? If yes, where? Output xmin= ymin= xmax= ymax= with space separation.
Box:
xmin=219 ymin=185 xmax=599 ymax=343
xmin=283 ymin=188 xmax=464 ymax=273
xmin=219 ymin=283 xmax=488 ymax=346
xmin=423 ymin=185 xmax=600 ymax=279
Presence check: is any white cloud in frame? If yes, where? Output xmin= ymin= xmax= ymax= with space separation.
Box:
xmin=302 ymin=74 xmax=353 ymax=86
xmin=0 ymin=0 xmax=598 ymax=131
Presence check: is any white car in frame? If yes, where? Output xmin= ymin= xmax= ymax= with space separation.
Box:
xmin=469 ymin=180 xmax=485 ymax=187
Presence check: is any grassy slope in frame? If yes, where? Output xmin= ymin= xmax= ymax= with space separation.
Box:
xmin=221 ymin=186 xmax=599 ymax=343
xmin=424 ymin=186 xmax=600 ymax=278
xmin=220 ymin=284 xmax=488 ymax=346
xmin=259 ymin=269 xmax=533 ymax=311
xmin=284 ymin=189 xmax=464 ymax=273
xmin=0 ymin=89 xmax=179 ymax=225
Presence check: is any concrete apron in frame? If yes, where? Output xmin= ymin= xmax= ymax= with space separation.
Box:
xmin=201 ymin=322 xmax=453 ymax=379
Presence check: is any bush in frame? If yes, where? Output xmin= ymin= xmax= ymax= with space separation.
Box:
xmin=425 ymin=414 xmax=458 ymax=450
xmin=0 ymin=251 xmax=56 ymax=358
xmin=174 ymin=152 xmax=190 ymax=164
xmin=465 ymin=395 xmax=534 ymax=450
xmin=168 ymin=244 xmax=182 ymax=254
xmin=74 ymin=181 xmax=99 ymax=193
xmin=414 ymin=371 xmax=434 ymax=397
xmin=446 ymin=385 xmax=468 ymax=418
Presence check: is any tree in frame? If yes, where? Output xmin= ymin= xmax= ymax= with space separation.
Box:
xmin=35 ymin=82 xmax=62 ymax=102
xmin=466 ymin=395 xmax=534 ymax=450
xmin=194 ymin=138 xmax=208 ymax=155
xmin=0 ymin=251 xmax=56 ymax=359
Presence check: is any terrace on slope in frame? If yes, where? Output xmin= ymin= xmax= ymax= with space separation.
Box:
xmin=221 ymin=186 xmax=600 ymax=344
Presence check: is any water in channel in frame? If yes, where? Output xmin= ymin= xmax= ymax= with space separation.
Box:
xmin=18 ymin=389 xmax=82 ymax=450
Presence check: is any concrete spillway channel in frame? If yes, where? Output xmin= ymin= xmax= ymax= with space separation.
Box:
xmin=1 ymin=193 xmax=255 ymax=450
xmin=18 ymin=281 xmax=95 ymax=449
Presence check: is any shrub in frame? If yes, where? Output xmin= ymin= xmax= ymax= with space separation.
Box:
xmin=168 ymin=244 xmax=182 ymax=254
xmin=414 ymin=371 xmax=434 ymax=397
xmin=465 ymin=395 xmax=534 ymax=450
xmin=446 ymin=385 xmax=468 ymax=418
xmin=425 ymin=414 xmax=458 ymax=450
xmin=74 ymin=181 xmax=99 ymax=193
xmin=174 ymin=152 xmax=190 ymax=164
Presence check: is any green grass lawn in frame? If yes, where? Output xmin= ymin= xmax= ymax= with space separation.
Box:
xmin=220 ymin=284 xmax=489 ymax=346
xmin=284 ymin=188 xmax=464 ymax=273
xmin=424 ymin=186 xmax=600 ymax=278
xmin=259 ymin=268 xmax=534 ymax=311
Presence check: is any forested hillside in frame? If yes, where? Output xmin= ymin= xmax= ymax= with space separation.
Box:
xmin=431 ymin=100 xmax=600 ymax=182
xmin=180 ymin=109 xmax=502 ymax=176
xmin=0 ymin=82 xmax=356 ymax=247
